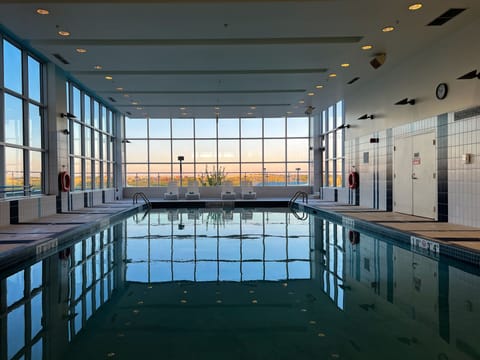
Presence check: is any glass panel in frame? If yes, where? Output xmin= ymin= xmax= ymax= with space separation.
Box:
xmin=196 ymin=164 xmax=223 ymax=186
xmin=263 ymin=163 xmax=285 ymax=186
xmin=30 ymin=151 xmax=42 ymax=193
xmin=241 ymin=139 xmax=262 ymax=162
xmin=28 ymin=56 xmax=41 ymax=102
xmin=241 ymin=117 xmax=262 ymax=138
xmin=73 ymin=87 xmax=81 ymax=120
xmin=336 ymin=130 xmax=343 ymax=158
xmin=85 ymin=159 xmax=92 ymax=189
xmin=126 ymin=140 xmax=148 ymax=163
xmin=172 ymin=118 xmax=193 ymax=138
xmin=287 ymin=163 xmax=308 ymax=185
xmin=107 ymin=110 xmax=113 ymax=134
xmin=195 ymin=140 xmax=216 ymax=163
xmin=218 ymin=118 xmax=239 ymax=138
xmin=103 ymin=161 xmax=108 ymax=188
xmin=172 ymin=140 xmax=194 ymax=162
xmin=74 ymin=158 xmax=82 ymax=190
xmin=7 ymin=270 xmax=24 ymax=306
xmin=287 ymin=117 xmax=309 ymax=137
xmin=218 ymin=140 xmax=239 ymax=162
xmin=29 ymin=103 xmax=42 ymax=148
xmin=84 ymin=95 xmax=91 ymax=125
xmin=31 ymin=261 xmax=42 ymax=289
xmin=85 ymin=126 xmax=91 ymax=158
xmin=218 ymin=163 xmax=240 ymax=185
xmin=101 ymin=106 xmax=107 ymax=130
xmin=195 ymin=118 xmax=216 ymax=138
xmin=287 ymin=138 xmax=309 ymax=162
xmin=264 ymin=139 xmax=285 ymax=162
xmin=74 ymin=123 xmax=82 ymax=156
xmin=94 ymin=131 xmax=100 ymax=159
xmin=4 ymin=93 xmax=23 ymax=145
xmin=125 ymin=118 xmax=147 ymax=138
xmin=7 ymin=305 xmax=25 ymax=359
xmin=95 ymin=161 xmax=101 ymax=188
xmin=241 ymin=163 xmax=264 ymax=185
xmin=5 ymin=147 xmax=24 ymax=189
xmin=264 ymin=117 xmax=285 ymax=137
xmin=125 ymin=164 xmax=148 ymax=186
xmin=149 ymin=164 xmax=171 ymax=186
xmin=336 ymin=100 xmax=344 ymax=125
xmin=336 ymin=159 xmax=343 ymax=187
xmin=3 ymin=40 xmax=22 ymax=94
xmin=328 ymin=105 xmax=334 ymax=130
xmin=31 ymin=293 xmax=43 ymax=337
xmin=93 ymin=101 xmax=100 ymax=128
xmin=102 ymin=135 xmax=107 ymax=161
xmin=149 ymin=118 xmax=170 ymax=138
xmin=150 ymin=140 xmax=171 ymax=162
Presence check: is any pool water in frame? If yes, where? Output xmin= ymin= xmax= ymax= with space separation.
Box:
xmin=1 ymin=208 xmax=479 ymax=360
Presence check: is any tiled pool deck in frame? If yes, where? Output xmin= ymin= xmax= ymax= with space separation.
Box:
xmin=0 ymin=198 xmax=479 ymax=272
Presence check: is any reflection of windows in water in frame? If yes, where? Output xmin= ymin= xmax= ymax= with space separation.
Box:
xmin=413 ymin=277 xmax=422 ymax=292
xmin=364 ymin=257 xmax=371 ymax=271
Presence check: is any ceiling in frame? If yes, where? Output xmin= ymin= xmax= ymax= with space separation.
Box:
xmin=0 ymin=0 xmax=479 ymax=118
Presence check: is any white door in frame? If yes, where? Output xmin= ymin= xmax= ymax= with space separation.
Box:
xmin=393 ymin=136 xmax=413 ymax=214
xmin=412 ymin=132 xmax=436 ymax=218
xmin=393 ymin=132 xmax=436 ymax=219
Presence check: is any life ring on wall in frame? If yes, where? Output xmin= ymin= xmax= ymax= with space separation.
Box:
xmin=348 ymin=171 xmax=359 ymax=189
xmin=59 ymin=171 xmax=71 ymax=192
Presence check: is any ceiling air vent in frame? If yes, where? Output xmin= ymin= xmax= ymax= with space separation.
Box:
xmin=427 ymin=8 xmax=466 ymax=26
xmin=347 ymin=77 xmax=360 ymax=85
xmin=454 ymin=106 xmax=480 ymax=121
xmin=126 ymin=111 xmax=132 ymax=116
xmin=52 ymin=53 xmax=70 ymax=65
xmin=108 ymin=97 xmax=117 ymax=103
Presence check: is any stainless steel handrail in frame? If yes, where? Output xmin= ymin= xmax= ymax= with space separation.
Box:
xmin=133 ymin=192 xmax=152 ymax=208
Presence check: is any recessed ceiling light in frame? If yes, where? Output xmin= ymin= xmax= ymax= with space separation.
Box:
xmin=214 ymin=107 xmax=220 ymax=110
xmin=361 ymin=45 xmax=373 ymax=50
xmin=36 ymin=8 xmax=49 ymax=15
xmin=180 ymin=107 xmax=186 ymax=110
xmin=181 ymin=112 xmax=188 ymax=116
xmin=123 ymin=94 xmax=130 ymax=98
xmin=116 ymin=87 xmax=124 ymax=91
xmin=105 ymin=75 xmax=113 ymax=80
xmin=58 ymin=30 xmax=70 ymax=37
xmin=94 ymin=65 xmax=103 ymax=70
xmin=247 ymin=112 xmax=254 ymax=115
xmin=287 ymin=111 xmax=293 ymax=114
xmin=299 ymin=100 xmax=305 ymax=104
xmin=408 ymin=3 xmax=422 ymax=11
xmin=76 ymin=48 xmax=87 ymax=53
xmin=315 ymin=85 xmax=324 ymax=89
xmin=307 ymin=92 xmax=315 ymax=96
xmin=329 ymin=73 xmax=337 ymax=78
xmin=132 ymin=101 xmax=139 ymax=105
xmin=341 ymin=63 xmax=350 ymax=68
xmin=382 ymin=26 xmax=395 ymax=33
xmin=136 ymin=107 xmax=143 ymax=110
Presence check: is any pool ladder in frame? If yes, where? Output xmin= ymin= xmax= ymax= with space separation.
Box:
xmin=288 ymin=191 xmax=309 ymax=207
xmin=133 ymin=192 xmax=152 ymax=208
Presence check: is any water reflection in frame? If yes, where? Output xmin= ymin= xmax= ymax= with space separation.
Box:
xmin=0 ymin=209 xmax=478 ymax=360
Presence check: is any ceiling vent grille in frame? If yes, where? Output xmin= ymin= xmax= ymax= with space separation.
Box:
xmin=427 ymin=8 xmax=466 ymax=26
xmin=52 ymin=53 xmax=69 ymax=65
xmin=108 ymin=97 xmax=116 ymax=103
xmin=454 ymin=106 xmax=480 ymax=121
xmin=347 ymin=77 xmax=360 ymax=85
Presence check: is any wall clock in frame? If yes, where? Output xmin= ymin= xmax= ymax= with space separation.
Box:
xmin=436 ymin=83 xmax=448 ymax=100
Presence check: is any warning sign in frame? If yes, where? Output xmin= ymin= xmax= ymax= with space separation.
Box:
xmin=413 ymin=152 xmax=421 ymax=165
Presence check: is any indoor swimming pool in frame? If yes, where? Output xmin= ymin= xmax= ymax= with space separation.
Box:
xmin=1 ymin=208 xmax=479 ymax=360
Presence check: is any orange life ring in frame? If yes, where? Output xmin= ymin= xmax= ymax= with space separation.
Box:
xmin=59 ymin=171 xmax=71 ymax=192
xmin=348 ymin=171 xmax=359 ymax=189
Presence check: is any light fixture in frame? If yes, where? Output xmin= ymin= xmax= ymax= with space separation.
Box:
xmin=341 ymin=63 xmax=350 ymax=68
xmin=329 ymin=73 xmax=337 ymax=78
xmin=315 ymin=85 xmax=324 ymax=89
xmin=250 ymin=106 xmax=256 ymax=110
xmin=36 ymin=8 xmax=50 ymax=15
xmin=358 ymin=114 xmax=374 ymax=120
xmin=60 ymin=112 xmax=77 ymax=119
xmin=132 ymin=101 xmax=139 ymax=105
xmin=214 ymin=107 xmax=220 ymax=110
xmin=382 ymin=26 xmax=395 ymax=32
xmin=457 ymin=70 xmax=480 ymax=80
xmin=337 ymin=124 xmax=351 ymax=130
xmin=105 ymin=75 xmax=113 ymax=80
xmin=94 ymin=65 xmax=103 ymax=70
xmin=76 ymin=48 xmax=87 ymax=53
xmin=361 ymin=45 xmax=373 ymax=50
xmin=307 ymin=92 xmax=315 ymax=96
xmin=123 ymin=94 xmax=130 ymax=98
xmin=62 ymin=129 xmax=70 ymax=135
xmin=408 ymin=3 xmax=423 ymax=11
xmin=299 ymin=100 xmax=305 ymax=104
xmin=58 ymin=30 xmax=70 ymax=37
xmin=180 ymin=107 xmax=186 ymax=110
xmin=116 ymin=87 xmax=124 ymax=91
xmin=395 ymin=98 xmax=416 ymax=105
xmin=287 ymin=111 xmax=293 ymax=114
xmin=136 ymin=107 xmax=143 ymax=110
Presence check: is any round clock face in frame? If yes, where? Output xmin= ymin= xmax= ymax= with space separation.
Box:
xmin=436 ymin=83 xmax=448 ymax=100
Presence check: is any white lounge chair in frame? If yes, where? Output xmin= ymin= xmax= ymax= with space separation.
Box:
xmin=221 ymin=181 xmax=236 ymax=200
xmin=164 ymin=181 xmax=179 ymax=200
xmin=241 ymin=182 xmax=256 ymax=199
xmin=185 ymin=180 xmax=200 ymax=200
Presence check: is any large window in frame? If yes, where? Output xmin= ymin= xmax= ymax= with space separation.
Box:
xmin=322 ymin=100 xmax=345 ymax=187
xmin=1 ymin=37 xmax=45 ymax=196
xmin=66 ymin=82 xmax=115 ymax=191
xmin=123 ymin=116 xmax=310 ymax=187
